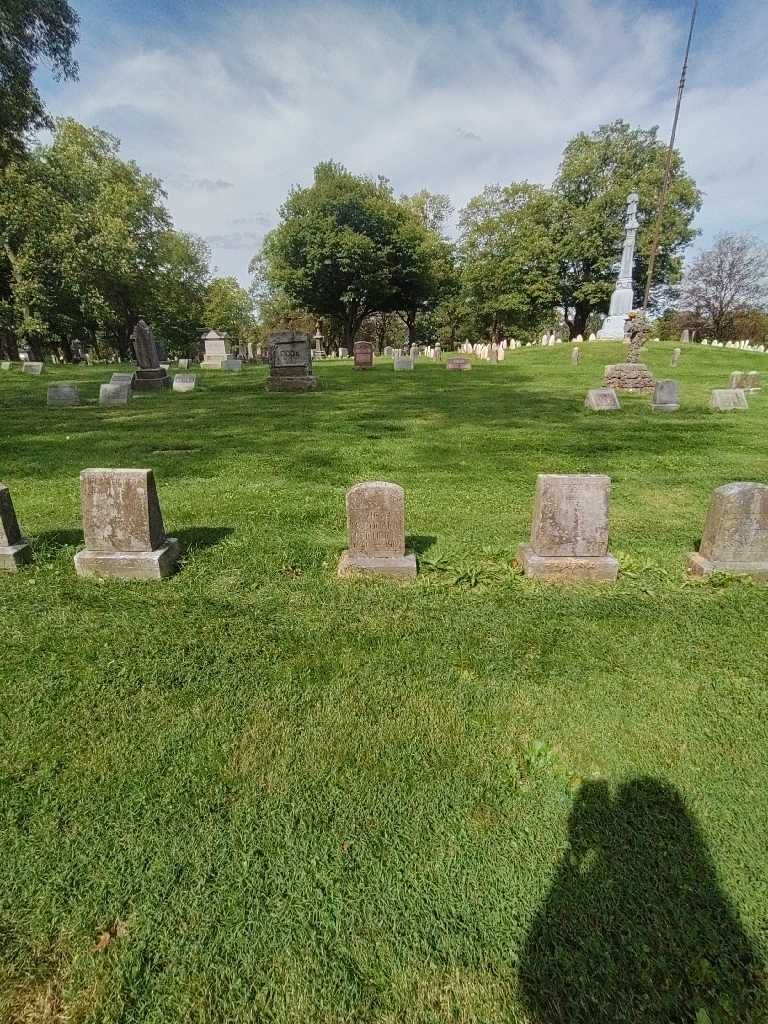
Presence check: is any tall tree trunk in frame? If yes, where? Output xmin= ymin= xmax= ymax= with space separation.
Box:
xmin=0 ymin=331 xmax=20 ymax=360
xmin=569 ymin=303 xmax=590 ymax=338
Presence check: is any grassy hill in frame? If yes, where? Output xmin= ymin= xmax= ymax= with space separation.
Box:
xmin=1 ymin=342 xmax=767 ymax=1023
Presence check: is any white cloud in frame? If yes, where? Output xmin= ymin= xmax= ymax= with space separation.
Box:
xmin=43 ymin=0 xmax=768 ymax=281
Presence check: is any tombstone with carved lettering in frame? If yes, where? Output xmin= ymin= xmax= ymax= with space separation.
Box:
xmin=131 ymin=320 xmax=170 ymax=391
xmin=338 ymin=481 xmax=416 ymax=579
xmin=265 ymin=331 xmax=318 ymax=392
xmin=687 ymin=483 xmax=768 ymax=582
xmin=353 ymin=340 xmax=374 ymax=370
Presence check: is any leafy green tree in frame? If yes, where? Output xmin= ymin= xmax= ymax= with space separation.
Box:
xmin=150 ymin=231 xmax=211 ymax=357
xmin=459 ymin=183 xmax=559 ymax=342
xmin=203 ymin=276 xmax=256 ymax=347
xmin=257 ymin=161 xmax=440 ymax=348
xmin=552 ymin=120 xmax=701 ymax=337
xmin=0 ymin=0 xmax=79 ymax=166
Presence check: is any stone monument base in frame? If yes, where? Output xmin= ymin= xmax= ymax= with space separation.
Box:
xmin=596 ymin=315 xmax=628 ymax=340
xmin=686 ymin=552 xmax=768 ymax=584
xmin=0 ymin=539 xmax=33 ymax=571
xmin=201 ymin=359 xmax=225 ymax=369
xmin=517 ymin=543 xmax=619 ymax=583
xmin=603 ymin=363 xmax=655 ymax=391
xmin=74 ymin=538 xmax=180 ymax=580
xmin=266 ymin=376 xmax=318 ymax=392
xmin=133 ymin=367 xmax=170 ymax=391
xmin=338 ymin=550 xmax=417 ymax=579
xmin=652 ymin=400 xmax=680 ymax=412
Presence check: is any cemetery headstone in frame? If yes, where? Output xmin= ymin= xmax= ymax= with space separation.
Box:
xmin=222 ymin=359 xmax=242 ymax=372
xmin=338 ymin=481 xmax=416 ymax=578
xmin=47 ymin=384 xmax=81 ymax=407
xmin=1 ymin=362 xmax=11 ymax=370
xmin=446 ymin=357 xmax=471 ymax=371
xmin=517 ymin=473 xmax=619 ymax=582
xmin=487 ymin=348 xmax=499 ymax=364
xmin=729 ymin=371 xmax=747 ymax=389
xmin=266 ymin=331 xmax=318 ymax=392
xmin=651 ymin=379 xmax=680 ymax=412
xmin=338 ymin=347 xmax=349 ymax=359
xmin=434 ymin=344 xmax=442 ymax=361
xmin=178 ymin=358 xmax=190 ymax=369
xmin=671 ymin=347 xmax=681 ymax=367
xmin=745 ymin=371 xmax=761 ymax=392
xmin=0 ymin=483 xmax=32 ymax=571
xmin=110 ymin=372 xmax=135 ymax=388
xmin=393 ymin=354 xmax=414 ymax=371
xmin=384 ymin=346 xmax=394 ymax=357
xmin=353 ymin=340 xmax=374 ymax=370
xmin=74 ymin=468 xmax=180 ymax=580
xmin=99 ymin=383 xmax=130 ymax=407
xmin=172 ymin=374 xmax=197 ymax=393
xmin=687 ymin=482 xmax=768 ymax=582
xmin=571 ymin=347 xmax=581 ymax=366
xmin=200 ymin=329 xmax=231 ymax=369
xmin=131 ymin=320 xmax=170 ymax=390
xmin=22 ymin=362 xmax=43 ymax=375
xmin=681 ymin=329 xmax=690 ymax=344
xmin=710 ymin=389 xmax=748 ymax=411
xmin=585 ymin=388 xmax=621 ymax=411
xmin=603 ymin=362 xmax=654 ymax=391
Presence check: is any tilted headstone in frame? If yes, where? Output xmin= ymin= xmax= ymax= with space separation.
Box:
xmin=111 ymin=372 xmax=135 ymax=388
xmin=99 ymin=383 xmax=130 ymax=407
xmin=729 ymin=371 xmax=747 ymax=389
xmin=585 ymin=388 xmax=621 ymax=411
xmin=687 ymin=483 xmax=768 ymax=582
xmin=74 ymin=469 xmax=180 ymax=580
xmin=47 ymin=384 xmax=81 ymax=408
xmin=745 ymin=371 xmax=761 ymax=392
xmin=671 ymin=348 xmax=681 ymax=368
xmin=172 ymin=373 xmax=197 ymax=393
xmin=22 ymin=362 xmax=43 ymax=375
xmin=393 ymin=354 xmax=414 ymax=371
xmin=446 ymin=357 xmax=471 ymax=371
xmin=571 ymin=347 xmax=581 ymax=366
xmin=518 ymin=474 xmax=619 ymax=582
xmin=651 ymin=379 xmax=680 ymax=412
xmin=266 ymin=331 xmax=318 ymax=392
xmin=222 ymin=359 xmax=242 ymax=372
xmin=0 ymin=483 xmax=32 ymax=571
xmin=710 ymin=389 xmax=748 ymax=411
xmin=131 ymin=320 xmax=170 ymax=390
xmin=353 ymin=340 xmax=374 ymax=370
xmin=338 ymin=481 xmax=416 ymax=578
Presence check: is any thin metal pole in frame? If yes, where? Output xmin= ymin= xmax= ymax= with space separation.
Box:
xmin=642 ymin=0 xmax=698 ymax=311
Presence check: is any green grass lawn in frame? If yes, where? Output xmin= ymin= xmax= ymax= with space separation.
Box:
xmin=1 ymin=342 xmax=767 ymax=1024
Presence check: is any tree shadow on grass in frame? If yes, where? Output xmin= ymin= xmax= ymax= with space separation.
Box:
xmin=33 ymin=529 xmax=84 ymax=551
xmin=176 ymin=527 xmax=234 ymax=554
xmin=519 ymin=778 xmax=766 ymax=1024
xmin=408 ymin=534 xmax=438 ymax=555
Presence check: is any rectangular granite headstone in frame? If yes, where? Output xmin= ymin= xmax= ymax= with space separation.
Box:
xmin=99 ymin=383 xmax=130 ymax=407
xmin=687 ymin=483 xmax=768 ymax=582
xmin=711 ymin=389 xmax=748 ymax=411
xmin=0 ymin=483 xmax=32 ymax=571
xmin=22 ymin=362 xmax=43 ymax=375
xmin=393 ymin=354 xmax=414 ymax=371
xmin=353 ymin=340 xmax=374 ymax=369
xmin=222 ymin=359 xmax=242 ymax=372
xmin=1 ymin=362 xmax=11 ymax=370
xmin=338 ymin=481 xmax=416 ymax=578
xmin=446 ymin=358 xmax=472 ymax=371
xmin=266 ymin=331 xmax=318 ymax=392
xmin=651 ymin=379 xmax=680 ymax=412
xmin=172 ymin=374 xmax=197 ymax=393
xmin=729 ymin=371 xmax=747 ymax=389
xmin=74 ymin=468 xmax=180 ymax=580
xmin=517 ymin=473 xmax=618 ymax=582
xmin=47 ymin=384 xmax=81 ymax=407
xmin=585 ymin=388 xmax=621 ymax=411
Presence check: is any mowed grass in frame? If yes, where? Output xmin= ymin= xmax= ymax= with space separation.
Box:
xmin=1 ymin=342 xmax=767 ymax=1024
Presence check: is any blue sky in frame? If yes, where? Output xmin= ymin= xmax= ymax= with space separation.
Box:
xmin=40 ymin=0 xmax=768 ymax=283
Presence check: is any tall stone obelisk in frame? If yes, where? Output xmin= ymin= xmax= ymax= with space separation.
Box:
xmin=597 ymin=192 xmax=639 ymax=340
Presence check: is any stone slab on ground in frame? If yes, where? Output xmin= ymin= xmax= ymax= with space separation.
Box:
xmin=585 ymin=388 xmax=621 ymax=411
xmin=711 ymin=389 xmax=748 ymax=411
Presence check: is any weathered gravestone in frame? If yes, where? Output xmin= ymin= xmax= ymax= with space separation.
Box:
xmin=434 ymin=344 xmax=442 ymax=361
xmin=338 ymin=481 xmax=416 ymax=579
xmin=74 ymin=469 xmax=180 ymax=580
xmin=222 ymin=359 xmax=242 ymax=372
xmin=603 ymin=362 xmax=654 ymax=391
xmin=22 ymin=362 xmax=43 ymax=375
xmin=711 ymin=389 xmax=748 ymax=411
xmin=0 ymin=483 xmax=32 ymax=571
xmin=178 ymin=358 xmax=190 ymax=369
xmin=671 ymin=347 xmax=682 ymax=368
xmin=266 ymin=331 xmax=318 ymax=392
xmin=687 ymin=482 xmax=768 ymax=582
xmin=585 ymin=388 xmax=621 ymax=411
xmin=1 ymin=362 xmax=11 ymax=370
xmin=338 ymin=347 xmax=349 ymax=359
xmin=172 ymin=374 xmax=197 ymax=393
xmin=651 ymin=379 xmax=680 ymax=412
xmin=111 ymin=372 xmax=136 ymax=388
xmin=353 ymin=340 xmax=374 ymax=370
xmin=384 ymin=346 xmax=394 ymax=357
xmin=200 ymin=330 xmax=231 ymax=369
xmin=446 ymin=357 xmax=472 ymax=371
xmin=571 ymin=347 xmax=582 ymax=366
xmin=517 ymin=473 xmax=619 ymax=582
xmin=47 ymin=384 xmax=81 ymax=407
xmin=131 ymin=320 xmax=170 ymax=390
xmin=99 ymin=383 xmax=130 ymax=407
xmin=393 ymin=354 xmax=414 ymax=371
xmin=487 ymin=348 xmax=499 ymax=364
xmin=745 ymin=371 xmax=761 ymax=392
xmin=729 ymin=371 xmax=748 ymax=389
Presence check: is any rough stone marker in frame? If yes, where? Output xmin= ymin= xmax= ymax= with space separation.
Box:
xmin=0 ymin=483 xmax=33 ymax=571
xmin=338 ymin=481 xmax=416 ymax=579
xmin=585 ymin=388 xmax=621 ymax=411
xmin=687 ymin=482 xmax=768 ymax=583
xmin=518 ymin=474 xmax=619 ymax=582
xmin=74 ymin=469 xmax=180 ymax=580
xmin=47 ymin=384 xmax=81 ymax=407
xmin=651 ymin=379 xmax=680 ymax=412
xmin=710 ymin=389 xmax=748 ymax=412
xmin=172 ymin=374 xmax=197 ymax=393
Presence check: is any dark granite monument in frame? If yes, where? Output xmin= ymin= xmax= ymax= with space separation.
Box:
xmin=131 ymin=320 xmax=170 ymax=391
xmin=265 ymin=331 xmax=318 ymax=392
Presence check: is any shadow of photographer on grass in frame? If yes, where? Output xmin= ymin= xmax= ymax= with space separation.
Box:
xmin=520 ymin=778 xmax=766 ymax=1023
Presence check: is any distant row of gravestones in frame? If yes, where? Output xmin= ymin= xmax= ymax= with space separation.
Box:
xmin=2 ymin=473 xmax=766 ymax=584
xmin=585 ymin=371 xmax=762 ymax=413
